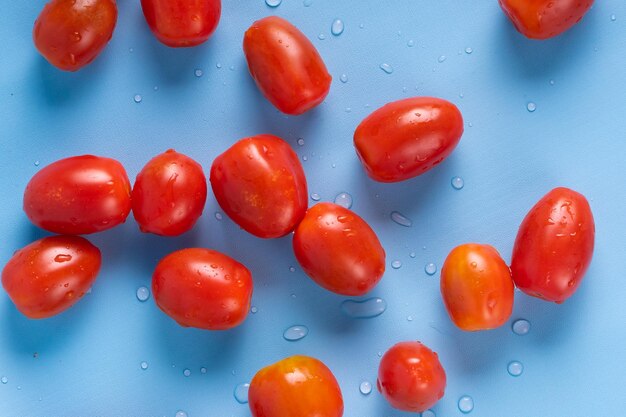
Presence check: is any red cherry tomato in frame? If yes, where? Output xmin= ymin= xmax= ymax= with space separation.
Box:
xmin=354 ymin=97 xmax=464 ymax=183
xmin=499 ymin=0 xmax=594 ymax=39
xmin=33 ymin=0 xmax=117 ymax=71
xmin=24 ymin=155 xmax=131 ymax=235
xmin=293 ymin=203 xmax=385 ymax=296
xmin=243 ymin=16 xmax=332 ymax=115
xmin=441 ymin=244 xmax=514 ymax=331
xmin=210 ymin=135 xmax=308 ymax=239
xmin=2 ymin=236 xmax=101 ymax=319
xmin=152 ymin=248 xmax=252 ymax=330
xmin=377 ymin=341 xmax=446 ymax=413
xmin=511 ymin=187 xmax=594 ymax=303
xmin=249 ymin=355 xmax=344 ymax=417
xmin=140 ymin=0 xmax=221 ymax=47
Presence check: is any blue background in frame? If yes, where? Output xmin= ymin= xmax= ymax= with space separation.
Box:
xmin=1 ymin=1 xmax=625 ymax=416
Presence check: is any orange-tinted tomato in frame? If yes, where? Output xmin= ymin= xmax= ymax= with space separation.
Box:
xmin=24 ymin=155 xmax=132 ymax=235
xmin=243 ymin=16 xmax=332 ymax=115
xmin=249 ymin=355 xmax=344 ymax=417
xmin=377 ymin=341 xmax=446 ymax=413
xmin=2 ymin=236 xmax=101 ymax=319
xmin=152 ymin=248 xmax=252 ymax=330
xmin=441 ymin=244 xmax=514 ymax=331
xmin=354 ymin=97 xmax=464 ymax=183
xmin=511 ymin=187 xmax=594 ymax=303
xmin=210 ymin=135 xmax=308 ymax=239
xmin=293 ymin=203 xmax=385 ymax=296
xmin=33 ymin=0 xmax=117 ymax=71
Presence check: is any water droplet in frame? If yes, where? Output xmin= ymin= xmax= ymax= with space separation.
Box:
xmin=512 ymin=319 xmax=531 ymax=335
xmin=390 ymin=211 xmax=412 ymax=227
xmin=451 ymin=176 xmax=464 ymax=190
xmin=283 ymin=325 xmax=309 ymax=341
xmin=289 ymin=266 xmax=296 ymax=272
xmin=507 ymin=361 xmax=524 ymax=377
xmin=303 ymin=0 xmax=313 ymax=6
xmin=549 ymin=79 xmax=555 ymax=86
xmin=310 ymin=193 xmax=321 ymax=201
xmin=250 ymin=306 xmax=258 ymax=314
xmin=183 ymin=369 xmax=191 ymax=377
xmin=153 ymin=86 xmax=159 ymax=91
xmin=407 ymin=39 xmax=415 ymax=47
xmin=34 ymin=160 xmax=40 ymax=167
xmin=234 ymin=383 xmax=250 ymax=404
xmin=610 ymin=14 xmax=616 ymax=21
xmin=458 ymin=395 xmax=474 ymax=413
xmin=54 ymin=254 xmax=72 ymax=263
xmin=422 ymin=410 xmax=436 ymax=417
xmin=465 ymin=47 xmax=473 ymax=54
xmin=215 ymin=212 xmax=223 ymax=221
xmin=318 ymin=33 xmax=326 ymax=40
xmin=16 ymin=385 xmax=21 ymax=390
xmin=345 ymin=107 xmax=352 ymax=113
xmin=140 ymin=361 xmax=148 ymax=370
xmin=425 ymin=263 xmax=437 ymax=276
xmin=409 ymin=252 xmax=416 ymax=258
xmin=200 ymin=367 xmax=207 ymax=374
xmin=359 ymin=381 xmax=372 ymax=395
xmin=334 ymin=192 xmax=353 ymax=209
xmin=331 ymin=19 xmax=344 ymax=36
xmin=527 ymin=102 xmax=537 ymax=112
xmin=438 ymin=55 xmax=447 ymax=63
xmin=265 ymin=0 xmax=281 ymax=7
xmin=128 ymin=47 xmax=133 ymax=53
xmin=340 ymin=74 xmax=348 ymax=83
xmin=302 ymin=155 xmax=308 ymax=161
xmin=175 ymin=411 xmax=188 ymax=417
xmin=407 ymin=315 xmax=415 ymax=322
xmin=194 ymin=69 xmax=203 ymax=77
xmin=341 ymin=297 xmax=387 ymax=318
xmin=380 ymin=63 xmax=394 ymax=74
xmin=136 ymin=286 xmax=150 ymax=302
xmin=1 ymin=376 xmax=7 ymax=384
xmin=391 ymin=260 xmax=402 ymax=269
xmin=133 ymin=94 xmax=142 ymax=103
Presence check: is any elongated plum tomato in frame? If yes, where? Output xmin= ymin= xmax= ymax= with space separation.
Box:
xmin=249 ymin=355 xmax=344 ymax=417
xmin=511 ymin=187 xmax=594 ymax=303
xmin=378 ymin=341 xmax=446 ymax=413
xmin=33 ymin=0 xmax=117 ymax=71
xmin=141 ymin=0 xmax=221 ymax=47
xmin=354 ymin=97 xmax=464 ymax=183
xmin=210 ymin=135 xmax=308 ymax=239
xmin=441 ymin=244 xmax=514 ymax=331
xmin=152 ymin=248 xmax=252 ymax=330
xmin=2 ymin=236 xmax=101 ymax=319
xmin=293 ymin=203 xmax=385 ymax=296
xmin=243 ymin=16 xmax=332 ymax=115
xmin=24 ymin=155 xmax=131 ymax=235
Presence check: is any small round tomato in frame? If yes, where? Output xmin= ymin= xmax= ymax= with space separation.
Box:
xmin=23 ymin=155 xmax=132 ymax=235
xmin=377 ymin=341 xmax=446 ymax=413
xmin=293 ymin=203 xmax=385 ymax=296
xmin=152 ymin=248 xmax=252 ymax=330
xmin=243 ymin=16 xmax=332 ymax=115
xmin=249 ymin=355 xmax=344 ymax=417
xmin=2 ymin=236 xmax=101 ymax=319
xmin=140 ymin=0 xmax=221 ymax=47
xmin=441 ymin=244 xmax=514 ymax=331
xmin=132 ymin=150 xmax=207 ymax=237
xmin=33 ymin=0 xmax=117 ymax=71
xmin=354 ymin=97 xmax=464 ymax=183
xmin=511 ymin=187 xmax=594 ymax=303
xmin=499 ymin=0 xmax=594 ymax=39
xmin=210 ymin=135 xmax=308 ymax=239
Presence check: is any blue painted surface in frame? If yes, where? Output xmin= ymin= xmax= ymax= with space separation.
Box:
xmin=1 ymin=1 xmax=625 ymax=416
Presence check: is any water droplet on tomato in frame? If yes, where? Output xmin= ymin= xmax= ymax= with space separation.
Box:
xmin=380 ymin=63 xmax=394 ymax=74
xmin=341 ymin=298 xmax=387 ymax=318
xmin=331 ymin=19 xmax=344 ymax=36
xmin=136 ymin=286 xmax=150 ymax=302
xmin=390 ymin=211 xmax=412 ymax=227
xmin=234 ymin=383 xmax=250 ymax=404
xmin=458 ymin=395 xmax=474 ymax=413
xmin=507 ymin=361 xmax=523 ymax=377
xmin=283 ymin=325 xmax=309 ymax=341
xmin=359 ymin=381 xmax=372 ymax=395
xmin=54 ymin=254 xmax=72 ymax=263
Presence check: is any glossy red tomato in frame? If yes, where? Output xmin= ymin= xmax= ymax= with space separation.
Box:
xmin=249 ymin=355 xmax=344 ymax=417
xmin=141 ymin=0 xmax=221 ymax=47
xmin=293 ymin=203 xmax=385 ymax=296
xmin=243 ymin=16 xmax=332 ymax=115
xmin=511 ymin=187 xmax=594 ymax=303
xmin=132 ymin=150 xmax=207 ymax=237
xmin=210 ymin=135 xmax=308 ymax=239
xmin=441 ymin=244 xmax=514 ymax=331
xmin=378 ymin=341 xmax=446 ymax=413
xmin=499 ymin=0 xmax=594 ymax=39
xmin=33 ymin=0 xmax=117 ymax=71
xmin=354 ymin=97 xmax=464 ymax=183
xmin=24 ymin=155 xmax=132 ymax=235
xmin=2 ymin=236 xmax=101 ymax=319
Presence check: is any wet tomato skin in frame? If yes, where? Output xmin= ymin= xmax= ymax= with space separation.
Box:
xmin=511 ymin=187 xmax=594 ymax=303
xmin=249 ymin=355 xmax=344 ymax=417
xmin=2 ymin=236 xmax=102 ymax=319
xmin=354 ymin=97 xmax=464 ymax=183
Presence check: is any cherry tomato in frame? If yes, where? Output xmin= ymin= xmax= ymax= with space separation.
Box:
xmin=249 ymin=355 xmax=344 ymax=417
xmin=499 ymin=0 xmax=594 ymax=39
xmin=440 ymin=244 xmax=514 ymax=331
xmin=511 ymin=187 xmax=594 ymax=303
xmin=23 ymin=155 xmax=132 ymax=235
xmin=293 ymin=203 xmax=385 ymax=296
xmin=243 ymin=16 xmax=332 ymax=115
xmin=33 ymin=0 xmax=117 ymax=71
xmin=210 ymin=135 xmax=308 ymax=239
xmin=354 ymin=97 xmax=464 ymax=183
xmin=377 ymin=341 xmax=446 ymax=413
xmin=2 ymin=236 xmax=101 ymax=319
xmin=140 ymin=0 xmax=221 ymax=47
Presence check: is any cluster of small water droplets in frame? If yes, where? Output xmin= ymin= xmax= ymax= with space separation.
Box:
xmin=283 ymin=325 xmax=309 ymax=341
xmin=341 ymin=297 xmax=387 ymax=318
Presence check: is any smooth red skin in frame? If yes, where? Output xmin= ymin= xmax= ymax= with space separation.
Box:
xmin=249 ymin=355 xmax=344 ymax=417
xmin=243 ymin=16 xmax=332 ymax=115
xmin=377 ymin=342 xmax=446 ymax=413
xmin=354 ymin=97 xmax=464 ymax=183
xmin=210 ymin=135 xmax=308 ymax=239
xmin=293 ymin=203 xmax=385 ymax=296
xmin=499 ymin=0 xmax=594 ymax=39
xmin=2 ymin=236 xmax=101 ymax=319
xmin=141 ymin=0 xmax=221 ymax=47
xmin=152 ymin=248 xmax=253 ymax=330
xmin=511 ymin=187 xmax=594 ymax=303
xmin=33 ymin=0 xmax=117 ymax=71
xmin=441 ymin=244 xmax=514 ymax=331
